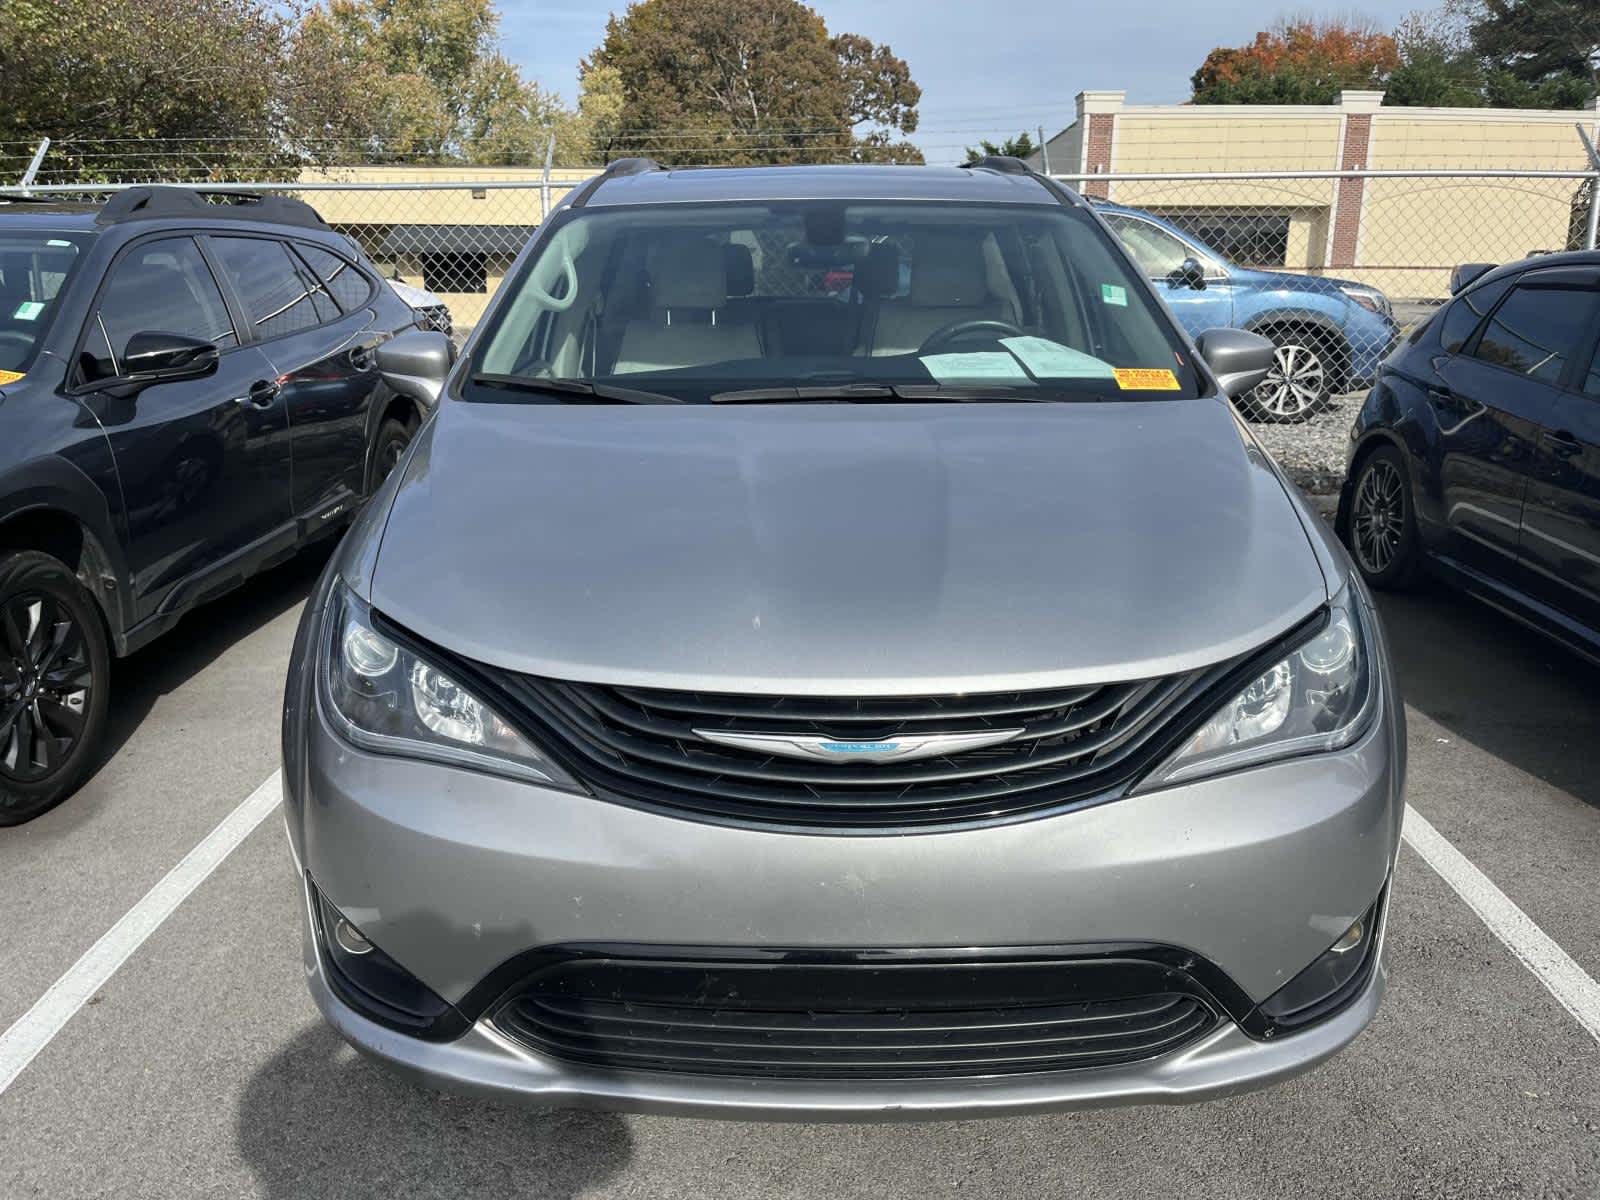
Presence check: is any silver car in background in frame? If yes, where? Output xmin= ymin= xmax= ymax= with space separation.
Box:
xmin=282 ymin=157 xmax=1403 ymax=1121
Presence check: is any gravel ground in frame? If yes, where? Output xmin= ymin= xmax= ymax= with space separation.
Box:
xmin=1246 ymin=393 xmax=1359 ymax=497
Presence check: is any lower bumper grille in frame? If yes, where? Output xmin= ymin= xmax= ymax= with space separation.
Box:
xmin=489 ymin=949 xmax=1223 ymax=1080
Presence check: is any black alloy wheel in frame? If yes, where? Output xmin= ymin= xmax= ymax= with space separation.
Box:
xmin=1347 ymin=446 xmax=1421 ymax=589
xmin=0 ymin=551 xmax=111 ymax=824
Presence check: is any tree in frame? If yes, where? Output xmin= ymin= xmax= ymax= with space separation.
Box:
xmin=1191 ymin=17 xmax=1401 ymax=104
xmin=963 ymin=132 xmax=1038 ymax=164
xmin=584 ymin=0 xmax=923 ymax=165
xmin=0 ymin=0 xmax=295 ymax=180
xmin=1471 ymin=0 xmax=1599 ymax=107
xmin=1386 ymin=9 xmax=1487 ymax=106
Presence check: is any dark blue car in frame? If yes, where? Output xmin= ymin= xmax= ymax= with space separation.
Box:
xmin=1096 ymin=201 xmax=1400 ymax=421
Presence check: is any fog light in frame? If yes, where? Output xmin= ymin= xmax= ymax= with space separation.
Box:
xmin=311 ymin=881 xmax=460 ymax=1039
xmin=333 ymin=917 xmax=373 ymax=956
xmin=1256 ymin=896 xmax=1382 ymax=1032
xmin=1330 ymin=918 xmax=1364 ymax=954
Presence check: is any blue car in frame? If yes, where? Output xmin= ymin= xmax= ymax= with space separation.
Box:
xmin=1095 ymin=201 xmax=1400 ymax=422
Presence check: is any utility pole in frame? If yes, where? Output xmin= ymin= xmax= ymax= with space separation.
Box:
xmin=1038 ymin=126 xmax=1050 ymax=175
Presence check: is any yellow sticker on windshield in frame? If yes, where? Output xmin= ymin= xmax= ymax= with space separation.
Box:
xmin=0 ymin=370 xmax=24 ymax=386
xmin=1113 ymin=368 xmax=1180 ymax=391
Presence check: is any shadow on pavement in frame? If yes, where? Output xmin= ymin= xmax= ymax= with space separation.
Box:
xmin=1375 ymin=581 xmax=1600 ymax=809
xmin=97 ymin=543 xmax=334 ymax=773
xmin=238 ymin=1024 xmax=632 ymax=1199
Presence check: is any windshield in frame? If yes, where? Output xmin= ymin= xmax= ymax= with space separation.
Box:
xmin=469 ymin=200 xmax=1202 ymax=404
xmin=0 ymin=231 xmax=90 ymax=376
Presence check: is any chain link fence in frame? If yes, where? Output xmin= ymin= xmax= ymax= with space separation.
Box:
xmin=3 ymin=160 xmax=1596 ymax=401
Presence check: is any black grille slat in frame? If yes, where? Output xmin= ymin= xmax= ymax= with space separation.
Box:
xmin=484 ymin=663 xmax=1230 ymax=829
xmin=491 ymin=955 xmax=1220 ymax=1080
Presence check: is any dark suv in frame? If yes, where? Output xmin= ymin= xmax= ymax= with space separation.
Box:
xmin=0 ymin=186 xmax=442 ymax=822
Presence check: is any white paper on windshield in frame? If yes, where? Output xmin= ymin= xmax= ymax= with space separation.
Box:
xmin=919 ymin=352 xmax=1030 ymax=383
xmin=1000 ymin=337 xmax=1116 ymax=379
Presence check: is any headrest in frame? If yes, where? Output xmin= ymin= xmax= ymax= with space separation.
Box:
xmin=723 ymin=242 xmax=754 ymax=297
xmin=910 ymin=233 xmax=989 ymax=307
xmin=856 ymin=241 xmax=900 ymax=297
xmin=647 ymin=234 xmax=729 ymax=309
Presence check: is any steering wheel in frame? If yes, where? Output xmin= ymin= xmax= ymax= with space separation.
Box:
xmin=918 ymin=318 xmax=1026 ymax=356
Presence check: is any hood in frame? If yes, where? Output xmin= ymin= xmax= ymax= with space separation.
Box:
xmin=369 ymin=399 xmax=1328 ymax=694
xmin=1229 ymin=267 xmax=1372 ymax=298
xmin=386 ymin=278 xmax=442 ymax=308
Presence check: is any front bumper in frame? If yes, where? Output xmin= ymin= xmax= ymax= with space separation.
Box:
xmin=283 ymin=646 xmax=1402 ymax=1117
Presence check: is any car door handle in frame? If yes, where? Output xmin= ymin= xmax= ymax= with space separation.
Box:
xmin=1542 ymin=429 xmax=1583 ymax=458
xmin=235 ymin=380 xmax=280 ymax=408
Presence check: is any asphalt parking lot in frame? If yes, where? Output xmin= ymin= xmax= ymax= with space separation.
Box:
xmin=2 ymin=534 xmax=1598 ymax=1200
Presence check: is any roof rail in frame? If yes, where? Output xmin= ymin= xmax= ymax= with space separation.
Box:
xmin=93 ymin=186 xmax=328 ymax=230
xmin=958 ymin=155 xmax=1032 ymax=175
xmin=568 ymin=156 xmax=666 ymax=209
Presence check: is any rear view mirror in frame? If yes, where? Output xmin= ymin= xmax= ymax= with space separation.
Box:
xmin=377 ymin=329 xmax=453 ymax=409
xmin=1195 ymin=327 xmax=1276 ymax=398
xmin=1171 ymin=257 xmax=1207 ymax=291
xmin=122 ymin=331 xmax=219 ymax=382
xmin=1450 ymin=263 xmax=1496 ymax=294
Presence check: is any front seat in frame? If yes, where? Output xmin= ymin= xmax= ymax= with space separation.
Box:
xmin=869 ymin=233 xmax=1011 ymax=357
xmin=613 ymin=235 xmax=761 ymax=375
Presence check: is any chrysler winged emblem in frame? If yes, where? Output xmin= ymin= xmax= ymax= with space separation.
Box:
xmin=694 ymin=727 xmax=1024 ymax=764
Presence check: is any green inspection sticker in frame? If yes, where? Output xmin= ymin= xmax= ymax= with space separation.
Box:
xmin=1100 ymin=283 xmax=1128 ymax=307
xmin=13 ymin=301 xmax=44 ymax=321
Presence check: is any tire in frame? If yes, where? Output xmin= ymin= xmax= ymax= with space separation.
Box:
xmin=370 ymin=416 xmax=414 ymax=492
xmin=1242 ymin=329 xmax=1338 ymax=423
xmin=1345 ymin=445 xmax=1422 ymax=590
xmin=0 ymin=551 xmax=111 ymax=825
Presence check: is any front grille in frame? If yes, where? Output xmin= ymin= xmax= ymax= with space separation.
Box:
xmin=490 ymin=950 xmax=1222 ymax=1080
xmin=494 ymin=667 xmax=1226 ymax=829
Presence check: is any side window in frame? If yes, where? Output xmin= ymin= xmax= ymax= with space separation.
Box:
xmin=1102 ymin=214 xmax=1193 ymax=277
xmin=86 ymin=237 xmax=237 ymax=380
xmin=1470 ymin=284 xmax=1595 ymax=385
xmin=211 ymin=236 xmax=331 ymax=340
xmin=1438 ymin=276 xmax=1513 ymax=354
xmin=1584 ymin=343 xmax=1600 ymax=398
xmin=297 ymin=243 xmax=374 ymax=311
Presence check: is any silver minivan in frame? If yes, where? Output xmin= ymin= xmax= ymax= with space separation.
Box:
xmin=281 ymin=158 xmax=1403 ymax=1120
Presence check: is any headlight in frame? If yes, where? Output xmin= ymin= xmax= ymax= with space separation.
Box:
xmin=1338 ymin=285 xmax=1392 ymax=319
xmin=320 ymin=582 xmax=582 ymax=791
xmin=1145 ymin=586 xmax=1377 ymax=787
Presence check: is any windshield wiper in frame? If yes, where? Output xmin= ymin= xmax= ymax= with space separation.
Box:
xmin=469 ymin=373 xmax=683 ymax=405
xmin=710 ymin=383 xmax=1057 ymax=404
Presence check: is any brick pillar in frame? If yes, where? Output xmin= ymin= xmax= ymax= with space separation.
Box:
xmin=1330 ymin=90 xmax=1383 ymax=269
xmin=1074 ymin=91 xmax=1123 ymax=200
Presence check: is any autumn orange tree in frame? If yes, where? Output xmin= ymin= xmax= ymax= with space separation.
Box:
xmin=1191 ymin=17 xmax=1402 ymax=104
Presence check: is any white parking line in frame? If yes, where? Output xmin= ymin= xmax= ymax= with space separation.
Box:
xmin=0 ymin=771 xmax=283 ymax=1097
xmin=1404 ymin=803 xmax=1600 ymax=1045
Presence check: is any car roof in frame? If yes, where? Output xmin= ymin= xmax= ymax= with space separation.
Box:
xmin=581 ymin=164 xmax=1068 ymax=208
xmin=0 ymin=200 xmax=100 ymax=232
xmin=1478 ymin=248 xmax=1600 ymax=285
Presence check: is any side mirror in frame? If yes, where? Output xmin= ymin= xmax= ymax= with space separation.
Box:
xmin=1196 ymin=327 xmax=1276 ymax=399
xmin=1450 ymin=262 xmax=1496 ymax=295
xmin=1170 ymin=257 xmax=1207 ymax=291
xmin=376 ymin=329 xmax=453 ymax=409
xmin=122 ymin=331 xmax=219 ymax=383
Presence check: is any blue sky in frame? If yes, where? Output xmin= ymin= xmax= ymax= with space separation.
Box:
xmin=497 ymin=0 xmax=1425 ymax=164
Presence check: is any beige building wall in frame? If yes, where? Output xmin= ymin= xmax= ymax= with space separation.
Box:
xmin=1037 ymin=92 xmax=1600 ymax=299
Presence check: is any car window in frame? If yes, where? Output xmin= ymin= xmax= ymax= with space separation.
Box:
xmin=0 ymin=231 xmax=91 ymax=374
xmin=1470 ymin=283 xmax=1596 ymax=385
xmin=297 ymin=243 xmax=373 ymax=312
xmin=1584 ymin=343 xmax=1600 ymax=398
xmin=1101 ymin=213 xmax=1195 ymax=277
xmin=87 ymin=237 xmax=237 ymax=380
xmin=1438 ymin=276 xmax=1514 ymax=354
xmin=211 ymin=236 xmax=334 ymax=339
xmin=472 ymin=199 xmax=1204 ymax=404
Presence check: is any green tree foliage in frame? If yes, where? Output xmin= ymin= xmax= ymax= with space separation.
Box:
xmin=1192 ymin=17 xmax=1401 ymax=104
xmin=1471 ymin=0 xmax=1599 ymax=107
xmin=585 ymin=0 xmax=923 ymax=165
xmin=963 ymin=132 xmax=1039 ymax=164
xmin=1386 ymin=10 xmax=1488 ymax=107
xmin=0 ymin=0 xmax=295 ymax=179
